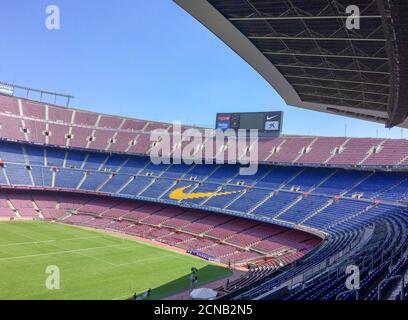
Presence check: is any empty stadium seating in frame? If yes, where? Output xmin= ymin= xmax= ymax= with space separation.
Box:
xmin=0 ymin=189 xmax=317 ymax=266
xmin=2 ymin=95 xmax=408 ymax=167
xmin=1 ymin=140 xmax=407 ymax=231
xmin=2 ymin=93 xmax=408 ymax=300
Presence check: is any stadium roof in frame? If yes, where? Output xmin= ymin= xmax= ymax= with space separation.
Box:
xmin=175 ymin=0 xmax=408 ymax=128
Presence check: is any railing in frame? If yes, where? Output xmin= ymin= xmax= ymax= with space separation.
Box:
xmin=0 ymin=81 xmax=74 ymax=107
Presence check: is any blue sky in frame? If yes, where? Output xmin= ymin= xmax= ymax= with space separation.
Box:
xmin=0 ymin=0 xmax=406 ymax=138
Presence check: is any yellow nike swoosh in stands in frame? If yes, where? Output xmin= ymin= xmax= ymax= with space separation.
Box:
xmin=168 ymin=185 xmax=241 ymax=200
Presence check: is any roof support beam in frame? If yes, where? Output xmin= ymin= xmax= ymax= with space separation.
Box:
xmin=292 ymin=83 xmax=389 ymax=96
xmin=326 ymin=107 xmax=388 ymax=121
xmin=275 ymin=64 xmax=390 ymax=74
xmin=229 ymin=15 xmax=383 ymax=21
xmin=285 ymin=75 xmax=390 ymax=87
xmin=300 ymin=94 xmax=388 ymax=106
xmin=249 ymin=36 xmax=386 ymax=42
xmin=263 ymin=51 xmax=388 ymax=61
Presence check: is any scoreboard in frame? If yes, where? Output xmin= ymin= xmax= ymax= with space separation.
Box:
xmin=215 ymin=111 xmax=283 ymax=136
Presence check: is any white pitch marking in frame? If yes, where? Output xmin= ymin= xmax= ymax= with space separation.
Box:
xmin=0 ymin=236 xmax=106 ymax=248
xmin=0 ymin=243 xmax=134 ymax=261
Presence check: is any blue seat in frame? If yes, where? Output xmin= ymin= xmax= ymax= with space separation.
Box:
xmin=79 ymin=172 xmax=110 ymax=191
xmin=31 ymin=166 xmax=52 ymax=187
xmin=55 ymin=168 xmax=84 ymax=189
xmin=0 ymin=142 xmax=24 ymax=163
xmin=6 ymin=164 xmax=32 ymax=186
xmin=65 ymin=150 xmax=87 ymax=169
xmin=253 ymin=191 xmax=300 ymax=218
xmin=99 ymin=174 xmax=131 ymax=193
xmin=119 ymin=176 xmax=154 ymax=196
xmin=24 ymin=145 xmax=45 ymax=166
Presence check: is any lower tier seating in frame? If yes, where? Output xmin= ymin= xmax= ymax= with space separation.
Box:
xmin=0 ymin=189 xmax=320 ymax=269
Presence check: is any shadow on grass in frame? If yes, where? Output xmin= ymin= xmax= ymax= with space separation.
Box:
xmin=145 ymin=264 xmax=232 ymax=300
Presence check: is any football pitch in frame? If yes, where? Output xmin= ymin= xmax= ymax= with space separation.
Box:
xmin=0 ymin=221 xmax=232 ymax=300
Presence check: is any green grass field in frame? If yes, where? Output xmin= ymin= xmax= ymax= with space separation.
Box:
xmin=0 ymin=221 xmax=232 ymax=300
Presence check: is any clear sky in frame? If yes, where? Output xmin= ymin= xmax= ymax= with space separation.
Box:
xmin=1 ymin=0 xmax=406 ymax=138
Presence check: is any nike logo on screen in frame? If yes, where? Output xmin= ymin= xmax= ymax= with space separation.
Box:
xmin=168 ymin=185 xmax=241 ymax=200
xmin=266 ymin=115 xmax=278 ymax=121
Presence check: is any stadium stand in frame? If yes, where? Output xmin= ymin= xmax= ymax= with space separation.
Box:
xmin=2 ymin=94 xmax=408 ymax=300
xmin=3 ymin=95 xmax=408 ymax=167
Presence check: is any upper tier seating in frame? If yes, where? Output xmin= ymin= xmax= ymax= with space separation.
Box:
xmin=2 ymin=95 xmax=408 ymax=167
xmin=327 ymin=138 xmax=381 ymax=165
